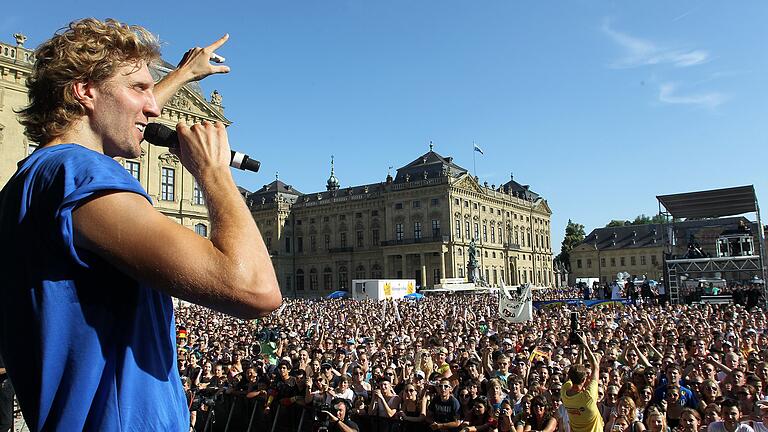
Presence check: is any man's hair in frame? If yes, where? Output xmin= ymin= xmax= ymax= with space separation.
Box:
xmin=568 ymin=364 xmax=589 ymax=386
xmin=18 ymin=18 xmax=161 ymax=144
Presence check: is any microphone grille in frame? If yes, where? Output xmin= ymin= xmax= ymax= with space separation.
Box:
xmin=143 ymin=123 xmax=175 ymax=147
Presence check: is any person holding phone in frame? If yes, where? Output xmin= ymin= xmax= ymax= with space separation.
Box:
xmin=562 ymin=333 xmax=603 ymax=432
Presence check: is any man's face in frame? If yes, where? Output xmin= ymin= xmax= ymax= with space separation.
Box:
xmin=334 ymin=402 xmax=347 ymax=421
xmin=438 ymin=381 xmax=452 ymax=398
xmin=89 ymin=62 xmax=160 ymax=158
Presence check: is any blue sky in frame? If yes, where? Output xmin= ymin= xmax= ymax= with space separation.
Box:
xmin=3 ymin=1 xmax=767 ymax=251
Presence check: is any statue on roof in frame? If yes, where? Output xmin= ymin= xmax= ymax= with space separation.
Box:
xmin=210 ymin=90 xmax=223 ymax=106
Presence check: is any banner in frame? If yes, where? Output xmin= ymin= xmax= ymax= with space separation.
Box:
xmin=533 ymin=299 xmax=631 ymax=309
xmin=499 ymin=281 xmax=532 ymax=323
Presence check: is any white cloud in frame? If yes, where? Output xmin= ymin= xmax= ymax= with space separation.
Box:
xmin=602 ymin=20 xmax=709 ymax=68
xmin=658 ymin=83 xmax=727 ymax=109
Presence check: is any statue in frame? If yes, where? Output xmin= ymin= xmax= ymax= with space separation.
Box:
xmin=210 ymin=90 xmax=223 ymax=106
xmin=467 ymin=239 xmax=479 ymax=283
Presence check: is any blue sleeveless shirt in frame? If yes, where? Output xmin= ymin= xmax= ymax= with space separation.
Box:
xmin=0 ymin=144 xmax=188 ymax=431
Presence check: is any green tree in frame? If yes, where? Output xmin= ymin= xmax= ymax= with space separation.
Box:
xmin=557 ymin=219 xmax=585 ymax=272
xmin=605 ymin=214 xmax=668 ymax=227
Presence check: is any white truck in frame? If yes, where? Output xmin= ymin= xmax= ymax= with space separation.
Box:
xmin=351 ymin=279 xmax=416 ymax=301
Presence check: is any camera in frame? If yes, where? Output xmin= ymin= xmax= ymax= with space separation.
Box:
xmin=256 ymin=328 xmax=280 ymax=343
xmin=190 ymin=386 xmax=222 ymax=411
xmin=569 ymin=311 xmax=580 ymax=345
xmin=313 ymin=404 xmax=337 ymax=431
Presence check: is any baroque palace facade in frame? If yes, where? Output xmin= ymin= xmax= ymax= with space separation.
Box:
xmin=245 ymin=149 xmax=554 ymax=298
xmin=0 ymin=34 xmax=226 ymax=233
xmin=2 ymin=33 xmax=554 ymax=298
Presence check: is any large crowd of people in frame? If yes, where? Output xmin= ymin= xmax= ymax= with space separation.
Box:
xmin=173 ymin=291 xmax=767 ymax=432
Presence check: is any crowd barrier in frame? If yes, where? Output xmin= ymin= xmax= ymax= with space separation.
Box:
xmin=191 ymin=393 xmax=437 ymax=432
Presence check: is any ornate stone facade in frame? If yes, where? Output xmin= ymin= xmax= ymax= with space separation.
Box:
xmin=246 ymin=151 xmax=555 ymax=298
xmin=0 ymin=35 xmax=229 ymax=236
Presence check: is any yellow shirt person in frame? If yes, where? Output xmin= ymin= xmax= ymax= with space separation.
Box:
xmin=561 ymin=374 xmax=603 ymax=432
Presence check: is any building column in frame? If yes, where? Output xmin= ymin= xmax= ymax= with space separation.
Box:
xmin=440 ymin=247 xmax=446 ymax=284
xmin=420 ymin=253 xmax=427 ymax=288
xmin=401 ymin=254 xmax=406 ymax=279
xmin=384 ymin=254 xmax=390 ymax=278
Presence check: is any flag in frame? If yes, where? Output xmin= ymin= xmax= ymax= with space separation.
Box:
xmin=473 ymin=143 xmax=484 ymax=155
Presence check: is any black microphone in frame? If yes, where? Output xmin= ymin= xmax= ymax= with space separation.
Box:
xmin=143 ymin=123 xmax=260 ymax=173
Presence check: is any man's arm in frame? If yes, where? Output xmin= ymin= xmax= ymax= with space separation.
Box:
xmin=153 ymin=35 xmax=231 ymax=109
xmin=72 ymin=122 xmax=281 ymax=318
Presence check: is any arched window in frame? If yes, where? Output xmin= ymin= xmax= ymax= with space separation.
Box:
xmin=323 ymin=267 xmax=333 ymax=291
xmin=355 ymin=265 xmax=366 ymax=280
xmin=338 ymin=266 xmax=348 ymax=290
xmin=309 ymin=268 xmax=318 ymax=290
xmin=296 ymin=269 xmax=305 ymax=291
xmin=194 ymin=223 xmax=208 ymax=237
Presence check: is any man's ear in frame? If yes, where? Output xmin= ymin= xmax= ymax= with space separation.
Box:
xmin=72 ymin=81 xmax=97 ymax=111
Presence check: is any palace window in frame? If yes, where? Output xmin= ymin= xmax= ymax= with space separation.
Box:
xmin=455 ymin=219 xmax=461 ymax=239
xmin=296 ymin=269 xmax=305 ymax=290
xmin=125 ymin=160 xmax=140 ymax=181
xmin=309 ymin=269 xmax=318 ymax=290
xmin=432 ymin=219 xmax=440 ymax=237
xmin=297 ymin=237 xmax=303 ymax=253
xmin=357 ymin=230 xmax=364 ymax=247
xmin=372 ymin=229 xmax=380 ymax=245
xmin=310 ymin=235 xmax=317 ymax=252
xmin=339 ymin=232 xmax=347 ymax=248
xmin=414 ymin=222 xmax=422 ymax=240
xmin=193 ymin=180 xmax=204 ymax=205
xmin=160 ymin=167 xmax=175 ymax=201
xmin=338 ymin=266 xmax=348 ymax=290
xmin=395 ymin=224 xmax=404 ymax=241
xmin=323 ymin=267 xmax=333 ymax=290
xmin=194 ymin=223 xmax=207 ymax=237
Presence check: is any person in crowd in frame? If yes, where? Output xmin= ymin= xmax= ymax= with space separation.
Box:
xmin=679 ymin=408 xmax=704 ymax=432
xmin=497 ymin=399 xmax=515 ymax=432
xmin=523 ymin=395 xmax=559 ymax=432
xmin=426 ymin=378 xmax=462 ymax=431
xmin=0 ymin=18 xmax=281 ymax=431
xmin=321 ymin=397 xmax=360 ymax=432
xmin=706 ymin=399 xmax=754 ymax=432
xmin=644 ymin=410 xmax=668 ymax=432
xmin=562 ymin=333 xmax=602 ymax=432
xmin=458 ymin=396 xmax=494 ymax=432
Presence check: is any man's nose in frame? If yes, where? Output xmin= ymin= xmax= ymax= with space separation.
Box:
xmin=145 ymin=93 xmax=161 ymax=118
